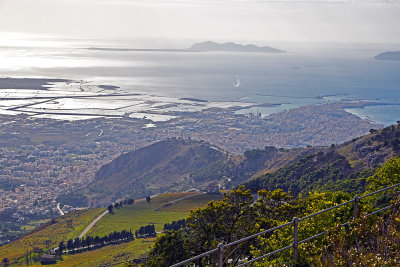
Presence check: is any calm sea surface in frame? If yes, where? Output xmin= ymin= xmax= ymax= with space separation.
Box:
xmin=0 ymin=38 xmax=399 ymax=125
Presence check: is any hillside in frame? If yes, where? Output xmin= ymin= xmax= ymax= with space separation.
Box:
xmin=63 ymin=123 xmax=397 ymax=208
xmin=4 ymin=125 xmax=400 ymax=265
xmin=0 ymin=192 xmax=222 ymax=266
xmin=87 ymin=192 xmax=223 ymax=237
xmin=0 ymin=208 xmax=104 ymax=264
xmin=62 ymin=139 xmax=318 ymax=208
xmin=61 ymin=123 xmax=399 ymax=209
xmin=244 ymin=123 xmax=400 ymax=194
xmin=190 ymin=146 xmax=319 ymax=187
xmin=82 ymin=139 xmax=227 ymax=207
xmin=147 ymin=156 xmax=400 ymax=266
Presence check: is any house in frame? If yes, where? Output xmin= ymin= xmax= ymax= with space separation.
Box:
xmin=206 ymin=183 xmax=220 ymax=194
xmin=40 ymin=254 xmax=56 ymax=265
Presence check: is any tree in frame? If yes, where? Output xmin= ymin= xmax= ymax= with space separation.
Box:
xmin=146 ymin=196 xmax=151 ymax=203
xmin=80 ymin=237 xmax=86 ymax=249
xmin=114 ymin=202 xmax=119 ymax=209
xmin=148 ymin=186 xmax=256 ymax=266
xmin=67 ymin=239 xmax=74 ymax=252
xmin=301 ymin=203 xmax=400 ymax=266
xmin=85 ymin=236 xmax=92 ymax=249
xmin=164 ymin=219 xmax=187 ymax=231
xmin=73 ymin=237 xmax=81 ymax=250
xmin=2 ymin=258 xmax=10 ymax=267
xmin=147 ymin=230 xmax=189 ymax=266
xmin=94 ymin=235 xmax=101 ymax=246
xmin=147 ymin=225 xmax=156 ymax=237
xmin=107 ymin=204 xmax=113 ymax=213
xmin=367 ymin=156 xmax=400 ymax=192
xmin=58 ymin=241 xmax=65 ymax=255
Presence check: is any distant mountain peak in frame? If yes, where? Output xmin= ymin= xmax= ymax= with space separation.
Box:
xmin=188 ymin=41 xmax=286 ymax=53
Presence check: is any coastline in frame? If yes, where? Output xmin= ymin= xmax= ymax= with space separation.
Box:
xmin=0 ymin=77 xmax=385 ymax=151
xmin=0 ymin=77 xmax=393 ymax=127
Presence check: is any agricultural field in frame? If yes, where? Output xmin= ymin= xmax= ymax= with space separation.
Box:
xmin=57 ymin=237 xmax=157 ymax=267
xmin=159 ymin=192 xmax=224 ymax=212
xmin=0 ymin=192 xmax=222 ymax=266
xmin=0 ymin=208 xmax=104 ymax=264
xmin=20 ymin=220 xmax=51 ymax=231
xmin=87 ymin=192 xmax=223 ymax=237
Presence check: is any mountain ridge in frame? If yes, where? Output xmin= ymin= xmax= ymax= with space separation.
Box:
xmin=188 ymin=41 xmax=286 ymax=53
xmin=84 ymin=138 xmax=228 ymax=207
xmin=244 ymin=123 xmax=400 ymax=195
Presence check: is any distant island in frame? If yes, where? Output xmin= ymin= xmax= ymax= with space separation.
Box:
xmin=87 ymin=41 xmax=285 ymax=53
xmin=374 ymin=51 xmax=400 ymax=61
xmin=188 ymin=41 xmax=285 ymax=53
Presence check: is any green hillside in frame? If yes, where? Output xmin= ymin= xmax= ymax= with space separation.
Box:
xmin=244 ymin=123 xmax=400 ymax=195
xmin=54 ymin=237 xmax=157 ymax=267
xmin=87 ymin=192 xmax=223 ymax=237
xmin=147 ymin=156 xmax=400 ymax=266
xmin=0 ymin=208 xmax=104 ymax=264
xmin=0 ymin=192 xmax=222 ymax=266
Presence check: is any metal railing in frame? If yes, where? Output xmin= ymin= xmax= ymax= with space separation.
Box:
xmin=171 ymin=182 xmax=400 ymax=267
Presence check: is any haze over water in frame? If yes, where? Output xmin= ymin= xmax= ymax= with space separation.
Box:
xmin=1 ymin=36 xmax=399 ymax=125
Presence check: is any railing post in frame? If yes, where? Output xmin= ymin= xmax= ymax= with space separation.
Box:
xmin=218 ymin=243 xmax=225 ymax=267
xmin=292 ymin=217 xmax=299 ymax=263
xmin=353 ymin=195 xmax=359 ymax=219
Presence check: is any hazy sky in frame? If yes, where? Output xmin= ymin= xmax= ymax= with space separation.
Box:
xmin=0 ymin=0 xmax=399 ymax=44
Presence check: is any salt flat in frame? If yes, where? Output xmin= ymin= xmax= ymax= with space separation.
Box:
xmin=0 ymin=78 xmax=256 ymax=123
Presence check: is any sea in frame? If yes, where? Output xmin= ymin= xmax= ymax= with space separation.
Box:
xmin=0 ymin=35 xmax=399 ymax=125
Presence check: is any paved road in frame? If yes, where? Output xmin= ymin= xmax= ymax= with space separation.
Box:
xmin=57 ymin=203 xmax=65 ymax=216
xmin=78 ymin=209 xmax=109 ymax=239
